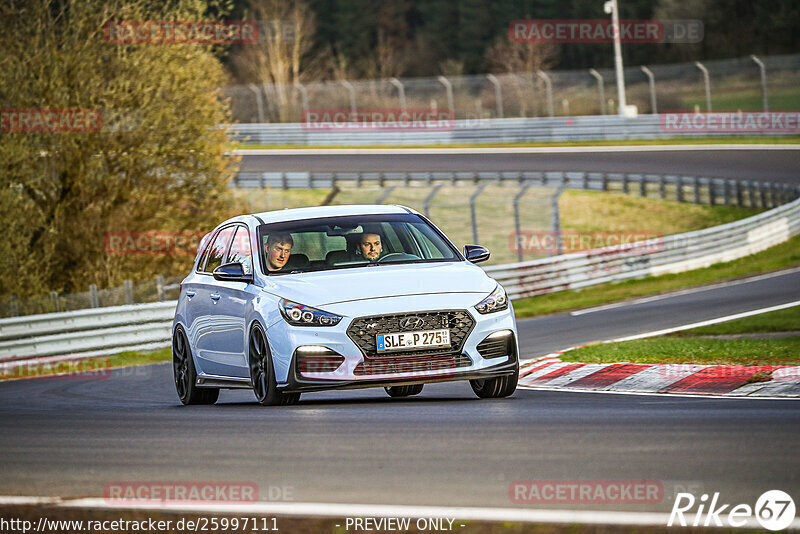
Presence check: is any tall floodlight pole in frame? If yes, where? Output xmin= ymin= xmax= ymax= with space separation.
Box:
xmin=604 ymin=0 xmax=628 ymax=115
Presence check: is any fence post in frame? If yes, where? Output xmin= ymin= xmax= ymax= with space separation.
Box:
xmin=513 ymin=183 xmax=532 ymax=262
xmin=735 ymin=180 xmax=743 ymax=207
xmin=750 ymin=55 xmax=769 ymax=112
xmin=469 ymin=183 xmax=489 ymax=244
xmin=638 ymin=175 xmax=646 ymax=197
xmin=659 ymin=175 xmax=666 ymax=199
xmin=622 ymin=174 xmax=629 ymax=194
xmin=293 ymin=81 xmax=309 ymax=111
xmin=550 ymin=179 xmax=569 ymax=256
xmin=340 ymin=80 xmax=357 ymax=115
xmin=537 ymin=70 xmax=554 ymax=117
xmin=157 ymin=275 xmax=165 ymax=301
xmin=437 ymin=75 xmax=455 ymax=113
xmin=694 ymin=61 xmax=712 ymax=112
xmin=89 ymin=284 xmax=99 ymax=308
xmin=601 ymin=172 xmax=608 ymax=191
xmin=486 ymin=74 xmax=503 ymax=118
xmin=247 ymin=84 xmax=265 ymax=123
xmin=760 ymin=183 xmax=768 ymax=208
xmin=708 ymin=179 xmax=715 ymax=206
xmin=749 ymin=181 xmax=757 ymax=208
xmin=376 ymin=186 xmax=396 ymax=204
xmin=9 ymin=296 xmax=18 ymax=317
xmin=589 ymin=69 xmax=606 ymax=115
xmin=423 ymin=184 xmax=443 ymax=218
xmin=124 ymin=279 xmax=133 ymax=305
xmin=676 ymin=176 xmax=684 ymax=203
xmin=723 ymin=180 xmax=731 ymax=206
xmin=389 ymin=77 xmax=406 ymax=113
xmin=640 ymin=65 xmax=657 ymax=114
xmin=50 ymin=291 xmax=59 ymax=312
xmin=693 ymin=176 xmax=701 ymax=204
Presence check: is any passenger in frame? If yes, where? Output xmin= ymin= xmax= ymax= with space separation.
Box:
xmin=358 ymin=232 xmax=383 ymax=262
xmin=265 ymin=234 xmax=293 ymax=271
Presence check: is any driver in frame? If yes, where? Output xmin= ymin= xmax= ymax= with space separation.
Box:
xmin=358 ymin=232 xmax=382 ymax=262
xmin=265 ymin=234 xmax=293 ymax=271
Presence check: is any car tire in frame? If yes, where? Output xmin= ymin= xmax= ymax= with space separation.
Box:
xmin=249 ymin=323 xmax=301 ymax=406
xmin=173 ymin=325 xmax=219 ymax=405
xmin=384 ymin=384 xmax=424 ymax=397
xmin=470 ymin=367 xmax=518 ymax=399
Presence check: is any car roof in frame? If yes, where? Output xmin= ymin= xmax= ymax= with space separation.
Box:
xmin=249 ymin=204 xmax=417 ymax=225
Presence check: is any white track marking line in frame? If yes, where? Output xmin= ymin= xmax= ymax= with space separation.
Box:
xmin=41 ymin=497 xmax=800 ymax=528
xmin=570 ymin=267 xmax=800 ymax=316
xmin=232 ymin=144 xmax=800 ymax=156
xmin=609 ymin=300 xmax=800 ymax=342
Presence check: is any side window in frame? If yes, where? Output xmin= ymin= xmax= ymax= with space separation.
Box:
xmin=201 ymin=227 xmax=235 ymax=273
xmin=228 ymin=226 xmax=253 ymax=274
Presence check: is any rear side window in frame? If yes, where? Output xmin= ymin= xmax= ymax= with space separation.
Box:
xmin=201 ymin=227 xmax=235 ymax=274
xmin=228 ymin=226 xmax=253 ymax=274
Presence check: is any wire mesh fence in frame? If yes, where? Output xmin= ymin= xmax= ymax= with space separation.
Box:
xmin=0 ymin=275 xmax=183 ymax=319
xmin=223 ymin=53 xmax=800 ymax=124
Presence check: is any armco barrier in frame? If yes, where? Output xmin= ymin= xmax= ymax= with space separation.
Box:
xmin=2 ymin=197 xmax=799 ymax=367
xmin=229 ymin=114 xmax=800 ymax=146
xmin=231 ymin=170 xmax=800 ymax=209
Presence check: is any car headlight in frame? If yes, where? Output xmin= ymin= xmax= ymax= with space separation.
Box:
xmin=279 ymin=299 xmax=342 ymax=326
xmin=474 ymin=284 xmax=508 ymax=314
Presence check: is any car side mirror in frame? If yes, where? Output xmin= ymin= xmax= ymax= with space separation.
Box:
xmin=213 ymin=262 xmax=253 ymax=283
xmin=463 ymin=244 xmax=490 ymax=264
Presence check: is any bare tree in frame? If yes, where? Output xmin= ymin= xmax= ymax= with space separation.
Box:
xmin=231 ymin=0 xmax=316 ymax=121
xmin=485 ymin=38 xmax=557 ymax=74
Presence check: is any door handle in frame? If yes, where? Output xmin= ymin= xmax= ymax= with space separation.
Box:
xmin=185 ymin=290 xmax=196 ymax=298
xmin=210 ymin=292 xmax=221 ymax=301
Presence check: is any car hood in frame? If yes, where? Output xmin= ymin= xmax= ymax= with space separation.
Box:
xmin=261 ymin=261 xmax=496 ymax=309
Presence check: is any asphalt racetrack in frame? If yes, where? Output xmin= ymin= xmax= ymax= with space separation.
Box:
xmin=1 ymin=269 xmax=798 ymax=513
xmin=238 ymin=146 xmax=800 ymax=184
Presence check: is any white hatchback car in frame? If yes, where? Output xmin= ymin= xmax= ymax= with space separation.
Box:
xmin=172 ymin=205 xmax=519 ymax=405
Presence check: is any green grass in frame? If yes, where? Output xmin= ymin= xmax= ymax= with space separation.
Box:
xmin=670 ymin=305 xmax=800 ymax=336
xmin=682 ymin=87 xmax=800 ymax=113
xmin=512 ymin=233 xmax=800 ymax=318
xmin=0 ymin=348 xmax=171 ymax=381
xmin=232 ymin=186 xmax=759 ymax=267
xmin=232 ymin=135 xmax=800 ymax=150
xmin=565 ymin=336 xmax=800 ymax=366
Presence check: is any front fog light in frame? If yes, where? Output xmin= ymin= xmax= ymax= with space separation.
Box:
xmin=475 ymin=284 xmax=509 ymax=314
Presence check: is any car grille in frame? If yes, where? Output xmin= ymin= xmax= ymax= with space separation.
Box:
xmin=354 ymin=354 xmax=472 ymax=376
xmin=476 ymin=333 xmax=515 ymax=360
xmin=347 ymin=310 xmax=475 ymax=358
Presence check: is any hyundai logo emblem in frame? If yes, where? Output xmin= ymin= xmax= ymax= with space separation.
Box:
xmin=400 ymin=316 xmax=424 ymax=330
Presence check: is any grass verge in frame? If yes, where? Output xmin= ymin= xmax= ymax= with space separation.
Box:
xmin=512 ymin=233 xmax=800 ymax=319
xmin=670 ymin=305 xmax=800 ymax=336
xmin=232 ymin=135 xmax=800 ymax=151
xmin=564 ymin=336 xmax=800 ymax=366
xmin=0 ymin=347 xmax=171 ymax=381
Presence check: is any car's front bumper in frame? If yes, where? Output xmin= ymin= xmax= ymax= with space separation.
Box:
xmin=266 ymin=300 xmax=518 ymax=391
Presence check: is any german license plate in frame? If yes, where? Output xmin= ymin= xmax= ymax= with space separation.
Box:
xmin=376 ymin=329 xmax=450 ymax=352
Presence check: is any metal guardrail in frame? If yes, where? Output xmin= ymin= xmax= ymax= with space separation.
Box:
xmin=486 ymin=196 xmax=800 ymax=299
xmin=2 ymin=196 xmax=799 ymax=369
xmin=229 ymin=114 xmax=799 ymax=146
xmin=232 ymin=169 xmax=800 ymax=209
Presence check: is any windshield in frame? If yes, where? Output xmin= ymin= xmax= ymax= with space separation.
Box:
xmin=257 ymin=213 xmax=461 ymax=274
